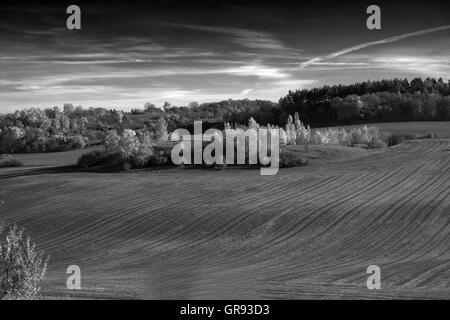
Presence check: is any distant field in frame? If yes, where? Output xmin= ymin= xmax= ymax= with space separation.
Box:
xmin=10 ymin=146 xmax=102 ymax=167
xmin=317 ymin=121 xmax=450 ymax=138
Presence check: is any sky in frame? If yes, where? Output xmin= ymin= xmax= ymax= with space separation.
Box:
xmin=0 ymin=0 xmax=449 ymax=112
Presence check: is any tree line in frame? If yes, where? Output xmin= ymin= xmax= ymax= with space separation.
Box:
xmin=278 ymin=77 xmax=450 ymax=126
xmin=1 ymin=77 xmax=449 ymax=154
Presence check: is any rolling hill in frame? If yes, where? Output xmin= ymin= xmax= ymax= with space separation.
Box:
xmin=0 ymin=128 xmax=449 ymax=299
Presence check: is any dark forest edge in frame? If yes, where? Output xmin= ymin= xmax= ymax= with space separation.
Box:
xmin=0 ymin=77 xmax=449 ymax=155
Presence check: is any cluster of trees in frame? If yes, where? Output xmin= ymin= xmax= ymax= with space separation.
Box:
xmin=129 ymin=99 xmax=279 ymax=132
xmin=0 ymin=103 xmax=168 ymax=154
xmin=225 ymin=112 xmax=384 ymax=149
xmin=78 ymin=120 xmax=169 ymax=170
xmin=279 ymin=78 xmax=450 ymax=125
xmin=0 ymin=104 xmax=126 ymax=153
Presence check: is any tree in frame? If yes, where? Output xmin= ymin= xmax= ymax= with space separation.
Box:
xmin=0 ymin=222 xmax=48 ymax=300
xmin=285 ymin=115 xmax=294 ymax=144
xmin=114 ymin=110 xmax=124 ymax=124
xmin=188 ymin=102 xmax=199 ymax=109
xmin=333 ymin=95 xmax=364 ymax=122
xmin=162 ymin=102 xmax=171 ymax=112
xmin=63 ymin=103 xmax=75 ymax=115
xmin=70 ymin=119 xmax=79 ymax=132
xmin=154 ymin=116 xmax=168 ymax=142
xmin=437 ymin=96 xmax=450 ymax=120
xmin=104 ymin=130 xmax=121 ymax=154
xmin=104 ymin=129 xmax=153 ymax=167
xmin=360 ymin=93 xmax=381 ymax=120
xmin=60 ymin=114 xmax=70 ymax=133
xmin=79 ymin=117 xmax=88 ymax=136
xmin=410 ymin=78 xmax=425 ymax=93
xmin=144 ymin=102 xmax=156 ymax=112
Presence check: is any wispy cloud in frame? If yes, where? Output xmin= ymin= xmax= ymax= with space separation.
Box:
xmin=302 ymin=62 xmax=369 ymax=66
xmin=162 ymin=23 xmax=292 ymax=52
xmin=371 ymin=55 xmax=450 ymax=78
xmin=222 ymin=65 xmax=290 ymax=79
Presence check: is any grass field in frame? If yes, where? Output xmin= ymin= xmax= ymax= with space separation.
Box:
xmin=10 ymin=146 xmax=102 ymax=167
xmin=0 ymin=122 xmax=449 ymax=299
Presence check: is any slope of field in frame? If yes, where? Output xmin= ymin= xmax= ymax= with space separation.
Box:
xmin=0 ymin=141 xmax=449 ymax=299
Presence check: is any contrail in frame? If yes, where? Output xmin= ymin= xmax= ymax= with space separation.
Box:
xmin=299 ymin=25 xmax=450 ymax=69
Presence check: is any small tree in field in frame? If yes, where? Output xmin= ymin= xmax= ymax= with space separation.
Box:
xmin=0 ymin=223 xmax=49 ymax=300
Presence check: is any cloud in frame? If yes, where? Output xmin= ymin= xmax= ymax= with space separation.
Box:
xmin=299 ymin=25 xmax=450 ymax=68
xmin=304 ymin=62 xmax=369 ymax=66
xmin=371 ymin=55 xmax=450 ymax=78
xmin=162 ymin=23 xmax=290 ymax=52
xmin=222 ymin=65 xmax=290 ymax=79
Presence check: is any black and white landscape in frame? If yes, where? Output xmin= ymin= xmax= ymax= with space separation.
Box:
xmin=0 ymin=0 xmax=449 ymax=300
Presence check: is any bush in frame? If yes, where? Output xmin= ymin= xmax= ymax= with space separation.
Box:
xmin=147 ymin=154 xmax=169 ymax=166
xmin=0 ymin=155 xmax=23 ymax=167
xmin=279 ymin=151 xmax=308 ymax=168
xmin=386 ymin=134 xmax=404 ymax=147
xmin=77 ymin=150 xmax=106 ymax=168
xmin=0 ymin=223 xmax=49 ymax=300
xmin=368 ymin=136 xmax=385 ymax=148
xmin=77 ymin=150 xmax=126 ymax=169
xmin=67 ymin=135 xmax=87 ymax=150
